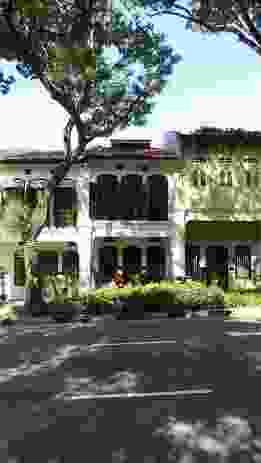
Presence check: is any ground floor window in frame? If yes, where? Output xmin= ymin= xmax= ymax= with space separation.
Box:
xmin=97 ymin=240 xmax=166 ymax=285
xmin=235 ymin=245 xmax=251 ymax=279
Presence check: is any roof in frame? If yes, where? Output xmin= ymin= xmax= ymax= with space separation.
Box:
xmin=1 ymin=129 xmax=261 ymax=163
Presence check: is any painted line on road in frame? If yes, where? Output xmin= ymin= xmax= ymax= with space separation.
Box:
xmin=226 ymin=331 xmax=261 ymax=336
xmin=88 ymin=340 xmax=177 ymax=348
xmin=58 ymin=388 xmax=213 ymax=401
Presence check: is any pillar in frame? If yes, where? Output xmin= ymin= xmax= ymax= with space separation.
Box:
xmin=141 ymin=245 xmax=147 ymax=271
xmin=77 ymin=229 xmax=93 ymax=289
xmin=169 ymin=210 xmax=186 ymax=279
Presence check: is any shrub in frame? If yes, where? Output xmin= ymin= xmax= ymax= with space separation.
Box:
xmin=224 ymin=290 xmax=261 ymax=308
xmin=0 ymin=303 xmax=17 ymax=325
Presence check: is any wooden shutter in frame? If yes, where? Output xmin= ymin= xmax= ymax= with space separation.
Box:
xmin=235 ymin=245 xmax=251 ymax=279
xmin=185 ymin=245 xmax=201 ymax=279
xmin=54 ymin=187 xmax=77 ymax=227
xmin=36 ymin=251 xmax=58 ymax=274
xmin=62 ymin=250 xmax=79 ymax=275
xmin=14 ymin=248 xmax=26 ymax=286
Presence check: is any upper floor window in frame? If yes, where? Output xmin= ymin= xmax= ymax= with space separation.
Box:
xmin=220 ymin=169 xmax=232 ymax=186
xmin=191 ymin=169 xmax=206 ymax=187
xmin=54 ymin=187 xmax=78 ymax=227
xmin=245 ymin=170 xmax=259 ymax=188
xmin=90 ymin=173 xmax=168 ymax=221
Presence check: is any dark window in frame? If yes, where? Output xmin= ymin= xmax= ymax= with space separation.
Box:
xmin=34 ymin=251 xmax=58 ymax=274
xmin=120 ymin=175 xmax=144 ymax=220
xmin=220 ymin=170 xmax=232 ymax=186
xmin=185 ymin=245 xmax=201 ymax=279
xmin=147 ymin=246 xmax=165 ymax=281
xmin=95 ymin=175 xmax=119 ymax=219
xmin=99 ymin=246 xmax=117 ymax=281
xmin=235 ymin=245 xmax=251 ymax=279
xmin=14 ymin=248 xmax=26 ymax=286
xmin=191 ymin=170 xmax=199 ymax=187
xmin=62 ymin=250 xmax=79 ymax=275
xmin=54 ymin=187 xmax=77 ymax=227
xmin=89 ymin=181 xmax=97 ymax=219
xmin=148 ymin=175 xmax=168 ymax=220
xmin=123 ymin=246 xmax=141 ymax=274
xmin=246 ymin=171 xmax=251 ymax=188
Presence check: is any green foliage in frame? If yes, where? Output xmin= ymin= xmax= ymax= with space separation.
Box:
xmin=0 ymin=304 xmax=17 ymax=323
xmin=224 ymin=290 xmax=261 ymax=308
xmin=80 ymin=280 xmax=225 ymax=316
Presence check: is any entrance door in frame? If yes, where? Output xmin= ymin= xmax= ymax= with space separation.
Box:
xmin=147 ymin=246 xmax=165 ymax=281
xmin=99 ymin=246 xmax=117 ymax=284
xmin=123 ymin=246 xmax=141 ymax=275
xmin=185 ymin=244 xmax=201 ymax=280
xmin=206 ymin=245 xmax=228 ymax=290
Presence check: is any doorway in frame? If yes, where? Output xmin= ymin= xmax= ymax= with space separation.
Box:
xmin=206 ymin=245 xmax=228 ymax=290
xmin=123 ymin=246 xmax=141 ymax=275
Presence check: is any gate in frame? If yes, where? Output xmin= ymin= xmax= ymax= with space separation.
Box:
xmin=235 ymin=245 xmax=251 ymax=279
xmin=185 ymin=245 xmax=201 ymax=279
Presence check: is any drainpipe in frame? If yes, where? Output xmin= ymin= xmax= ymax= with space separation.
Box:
xmin=89 ymin=220 xmax=95 ymax=289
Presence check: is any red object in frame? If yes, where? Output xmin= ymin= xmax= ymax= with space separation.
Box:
xmin=144 ymin=146 xmax=161 ymax=159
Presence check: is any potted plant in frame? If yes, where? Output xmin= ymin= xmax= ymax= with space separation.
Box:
xmin=43 ymin=273 xmax=86 ymax=322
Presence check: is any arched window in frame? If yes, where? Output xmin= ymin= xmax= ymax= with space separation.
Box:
xmin=95 ymin=175 xmax=119 ymax=219
xmin=123 ymin=246 xmax=142 ymax=274
xmin=99 ymin=246 xmax=117 ymax=281
xmin=54 ymin=187 xmax=77 ymax=227
xmin=191 ymin=169 xmax=206 ymax=187
xmin=147 ymin=175 xmax=168 ymax=220
xmin=220 ymin=169 xmax=232 ymax=186
xmin=120 ymin=175 xmax=144 ymax=219
xmin=199 ymin=170 xmax=206 ymax=187
xmin=147 ymin=246 xmax=165 ymax=281
xmin=235 ymin=245 xmax=251 ymax=279
xmin=14 ymin=247 xmax=26 ymax=286
xmin=246 ymin=171 xmax=251 ymax=188
xmin=191 ymin=169 xmax=199 ymax=187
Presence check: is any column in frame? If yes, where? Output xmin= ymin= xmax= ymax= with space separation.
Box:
xmin=142 ymin=175 xmax=149 ymax=220
xmin=75 ymin=172 xmax=97 ymax=227
xmin=141 ymin=245 xmax=147 ymax=272
xmin=169 ymin=210 xmax=186 ymax=279
xmin=117 ymin=249 xmax=123 ymax=269
xmin=77 ymin=229 xmax=93 ymax=289
xmin=166 ymin=174 xmax=176 ymax=219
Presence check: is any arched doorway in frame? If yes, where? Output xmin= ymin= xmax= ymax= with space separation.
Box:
xmin=99 ymin=246 xmax=117 ymax=284
xmin=147 ymin=246 xmax=165 ymax=281
xmin=206 ymin=245 xmax=228 ymax=290
xmin=123 ymin=246 xmax=141 ymax=275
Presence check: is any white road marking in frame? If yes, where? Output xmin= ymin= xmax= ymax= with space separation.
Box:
xmin=226 ymin=332 xmax=261 ymax=336
xmin=59 ymin=388 xmax=213 ymax=400
xmin=88 ymin=340 xmax=177 ymax=348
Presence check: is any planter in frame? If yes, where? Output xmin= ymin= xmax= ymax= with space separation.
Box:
xmin=49 ymin=302 xmax=83 ymax=323
xmin=117 ymin=297 xmax=145 ymax=320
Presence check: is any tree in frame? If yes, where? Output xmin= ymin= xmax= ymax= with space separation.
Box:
xmin=0 ymin=0 xmax=181 ymax=307
xmin=131 ymin=0 xmax=261 ymax=57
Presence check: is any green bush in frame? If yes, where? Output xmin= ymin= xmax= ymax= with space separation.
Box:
xmin=0 ymin=303 xmax=17 ymax=324
xmin=78 ymin=280 xmax=226 ymax=318
xmin=224 ymin=290 xmax=261 ymax=308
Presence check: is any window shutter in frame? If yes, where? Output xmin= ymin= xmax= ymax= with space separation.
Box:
xmin=37 ymin=251 xmax=58 ymax=274
xmin=54 ymin=187 xmax=77 ymax=227
xmin=62 ymin=250 xmax=79 ymax=275
xmin=14 ymin=248 xmax=26 ymax=286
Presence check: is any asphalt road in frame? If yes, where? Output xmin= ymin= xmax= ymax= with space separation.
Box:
xmin=0 ymin=317 xmax=261 ymax=462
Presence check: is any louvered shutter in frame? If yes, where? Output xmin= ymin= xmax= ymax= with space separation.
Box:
xmin=14 ymin=248 xmax=26 ymax=286
xmin=54 ymin=187 xmax=77 ymax=227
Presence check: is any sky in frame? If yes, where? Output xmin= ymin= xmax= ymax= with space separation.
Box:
xmin=1 ymin=5 xmax=261 ymax=150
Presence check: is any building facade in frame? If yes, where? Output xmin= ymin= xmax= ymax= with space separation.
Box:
xmin=0 ymin=130 xmax=261 ymax=302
